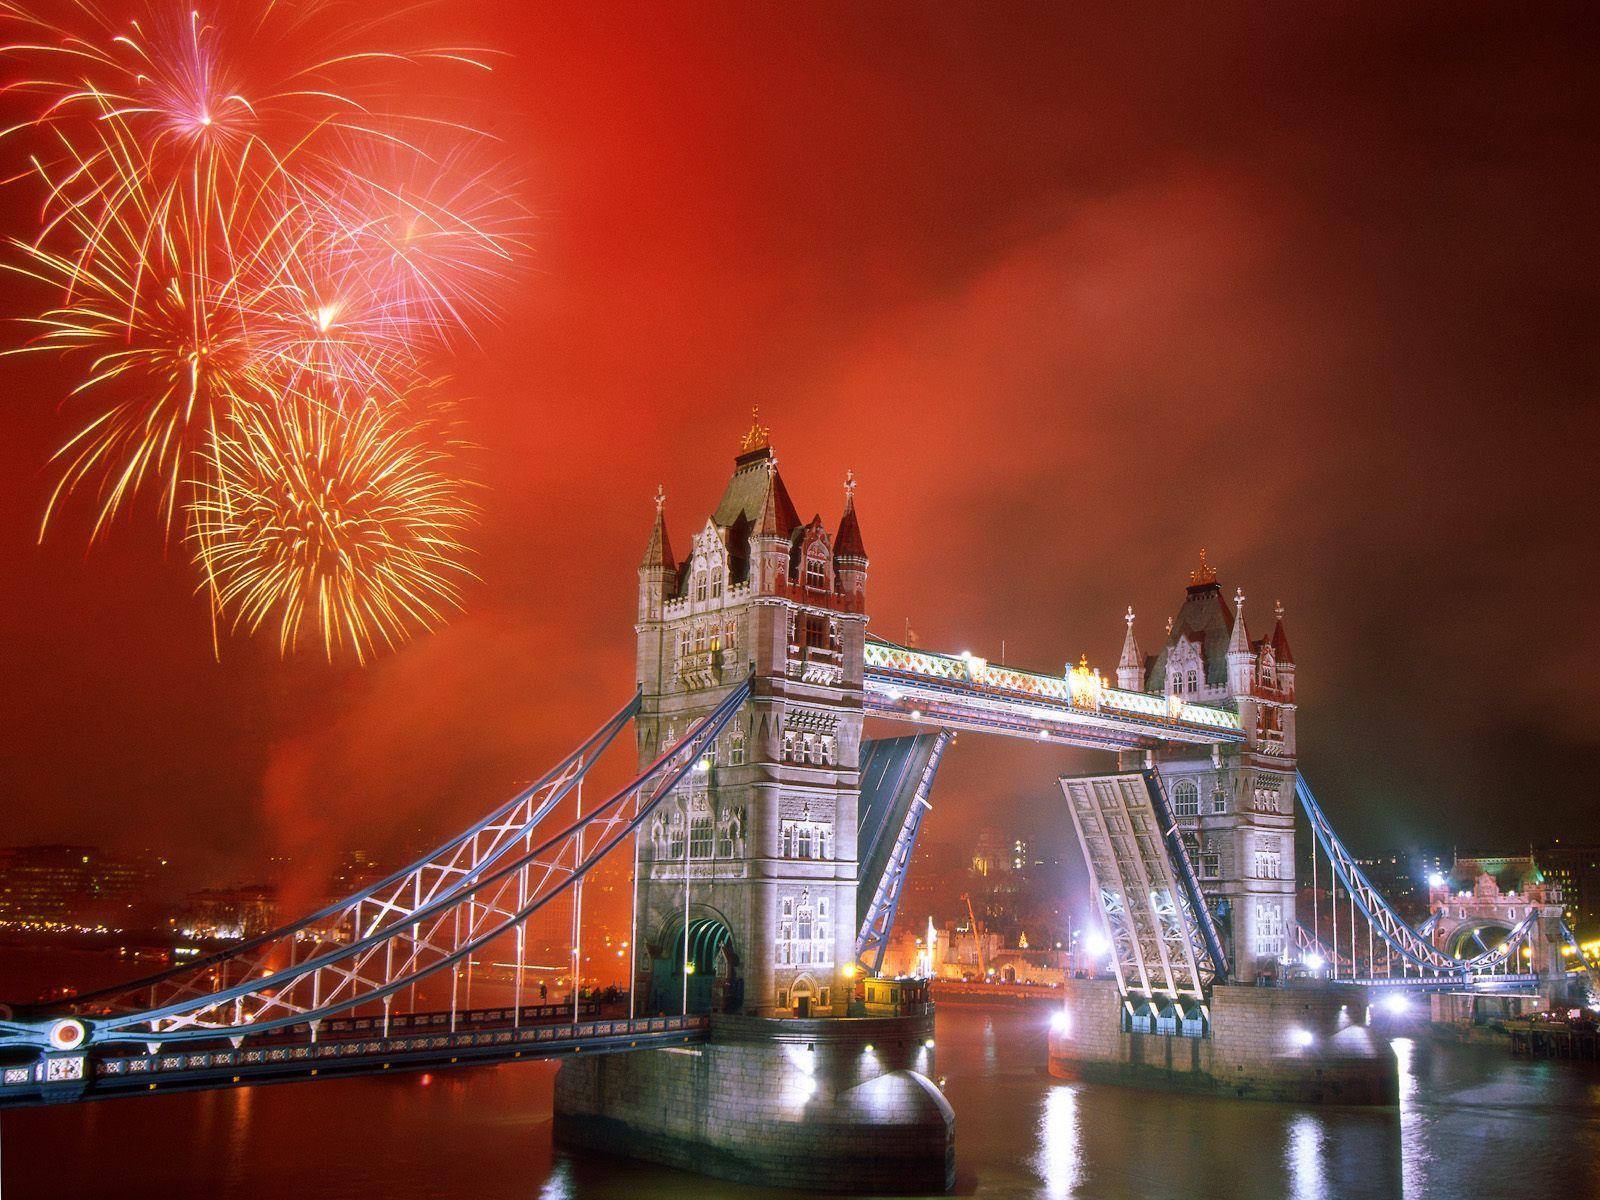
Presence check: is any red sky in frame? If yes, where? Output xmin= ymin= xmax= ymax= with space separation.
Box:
xmin=2 ymin=1 xmax=1597 ymax=889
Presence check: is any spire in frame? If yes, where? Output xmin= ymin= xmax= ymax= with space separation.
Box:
xmin=1189 ymin=547 xmax=1218 ymax=588
xmin=640 ymin=485 xmax=675 ymax=570
xmin=1119 ymin=607 xmax=1141 ymax=668
xmin=834 ymin=468 xmax=866 ymax=558
xmin=1117 ymin=606 xmax=1144 ymax=691
xmin=1271 ymin=599 xmax=1294 ymax=664
xmin=755 ymin=455 xmax=784 ymax=538
xmin=1228 ymin=587 xmax=1250 ymax=655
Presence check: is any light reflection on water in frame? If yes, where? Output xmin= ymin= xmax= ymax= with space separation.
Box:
xmin=4 ymin=1006 xmax=1597 ymax=1199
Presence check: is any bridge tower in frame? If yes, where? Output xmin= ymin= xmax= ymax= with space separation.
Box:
xmin=1126 ymin=551 xmax=1299 ymax=979
xmin=633 ymin=412 xmax=868 ymax=1016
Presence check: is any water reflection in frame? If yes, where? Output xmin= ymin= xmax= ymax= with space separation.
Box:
xmin=1034 ymin=1083 xmax=1081 ymax=1198
xmin=3 ymin=1007 xmax=1593 ymax=1199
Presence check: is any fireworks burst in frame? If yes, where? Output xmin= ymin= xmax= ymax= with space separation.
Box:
xmin=191 ymin=399 xmax=476 ymax=664
xmin=2 ymin=0 xmax=515 ymax=660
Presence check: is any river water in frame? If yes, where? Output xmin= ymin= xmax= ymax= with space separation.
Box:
xmin=4 ymin=1003 xmax=1598 ymax=1200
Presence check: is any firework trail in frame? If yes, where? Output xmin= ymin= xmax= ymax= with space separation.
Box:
xmin=1 ymin=0 xmax=514 ymax=660
xmin=191 ymin=396 xmax=477 ymax=664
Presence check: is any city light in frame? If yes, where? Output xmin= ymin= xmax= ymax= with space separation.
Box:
xmin=1084 ymin=931 xmax=1110 ymax=960
xmin=1305 ymin=953 xmax=1326 ymax=972
xmin=1382 ymin=994 xmax=1411 ymax=1016
xmin=1428 ymin=872 xmax=1446 ymax=888
xmin=1050 ymin=1010 xmax=1071 ymax=1034
xmin=1290 ymin=1029 xmax=1315 ymax=1048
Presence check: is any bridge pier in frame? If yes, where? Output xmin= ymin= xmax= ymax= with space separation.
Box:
xmin=1047 ymin=979 xmax=1398 ymax=1105
xmin=553 ymin=1012 xmax=954 ymax=1193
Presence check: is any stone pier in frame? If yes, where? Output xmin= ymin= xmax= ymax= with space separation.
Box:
xmin=554 ymin=1012 xmax=954 ymax=1193
xmin=1047 ymin=979 xmax=1398 ymax=1105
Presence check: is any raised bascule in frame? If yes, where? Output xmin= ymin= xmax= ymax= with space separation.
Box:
xmin=0 ymin=416 xmax=1591 ymax=1189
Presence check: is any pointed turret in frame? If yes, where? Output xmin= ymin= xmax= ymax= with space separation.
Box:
xmin=1117 ymin=606 xmax=1144 ymax=690
xmin=638 ymin=485 xmax=677 ymax=621
xmin=1226 ymin=586 xmax=1254 ymax=696
xmin=1270 ymin=600 xmax=1294 ymax=665
xmin=833 ymin=470 xmax=867 ymax=609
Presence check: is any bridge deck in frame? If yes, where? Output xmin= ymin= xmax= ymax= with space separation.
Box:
xmin=0 ymin=1009 xmax=708 ymax=1109
xmin=862 ymin=637 xmax=1243 ymax=749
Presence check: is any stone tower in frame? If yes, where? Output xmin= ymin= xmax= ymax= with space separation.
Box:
xmin=1128 ymin=550 xmax=1299 ymax=978
xmin=633 ymin=413 xmax=868 ymax=1016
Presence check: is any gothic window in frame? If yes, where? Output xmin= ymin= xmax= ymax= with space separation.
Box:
xmin=678 ymin=629 xmax=690 ymax=657
xmin=710 ymin=572 xmax=723 ymax=599
xmin=1186 ymin=670 xmax=1198 ymax=692
xmin=724 ymin=619 xmax=737 ymax=651
xmin=667 ymin=807 xmax=685 ymax=860
xmin=729 ymin=726 xmax=746 ymax=765
xmin=1253 ymin=781 xmax=1282 ymax=814
xmin=690 ymin=799 xmax=714 ymax=859
xmin=1173 ymin=780 xmax=1200 ymax=819
xmin=803 ymin=614 xmax=829 ymax=648
xmin=1211 ymin=786 xmax=1227 ymax=815
xmin=805 ymin=553 xmax=827 ymax=591
xmin=796 ymin=825 xmax=814 ymax=859
xmin=1255 ymin=902 xmax=1285 ymax=957
xmin=693 ymin=571 xmax=708 ymax=603
xmin=1254 ymin=841 xmax=1282 ymax=880
xmin=781 ymin=813 xmax=831 ymax=860
xmin=1201 ymin=847 xmax=1221 ymax=879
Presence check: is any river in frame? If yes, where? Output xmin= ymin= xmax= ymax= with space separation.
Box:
xmin=4 ymin=1004 xmax=1598 ymax=1199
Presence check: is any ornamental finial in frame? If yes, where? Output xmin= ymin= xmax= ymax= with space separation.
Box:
xmin=1190 ymin=547 xmax=1217 ymax=586
xmin=1234 ymin=586 xmax=1246 ymax=613
xmin=740 ymin=405 xmax=770 ymax=453
xmin=845 ymin=468 xmax=857 ymax=500
xmin=654 ymin=484 xmax=666 ymax=515
xmin=1125 ymin=605 xmax=1136 ymax=629
xmin=1275 ymin=599 xmax=1285 ymax=620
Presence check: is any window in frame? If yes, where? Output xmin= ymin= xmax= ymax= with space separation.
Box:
xmin=693 ymin=571 xmax=707 ymax=603
xmin=805 ymin=554 xmax=827 ymax=591
xmin=729 ymin=727 xmax=745 ymax=765
xmin=776 ymin=890 xmax=833 ymax=968
xmin=667 ymin=810 xmax=685 ymax=860
xmin=1253 ymin=781 xmax=1282 ymax=814
xmin=1211 ymin=787 xmax=1227 ymax=815
xmin=689 ymin=800 xmax=714 ymax=859
xmin=1254 ymin=842 xmax=1282 ymax=880
xmin=780 ymin=813 xmax=831 ymax=860
xmin=1256 ymin=902 xmax=1285 ymax=957
xmin=710 ymin=573 xmax=723 ymax=599
xmin=1187 ymin=670 xmax=1198 ymax=692
xmin=1173 ymin=780 xmax=1200 ymax=819
xmin=1201 ymin=848 xmax=1221 ymax=879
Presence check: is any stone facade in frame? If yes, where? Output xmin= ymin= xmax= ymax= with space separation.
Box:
xmin=1047 ymin=978 xmax=1397 ymax=1105
xmin=1118 ymin=552 xmax=1299 ymax=977
xmin=634 ymin=418 xmax=869 ymax=1015
xmin=554 ymin=1013 xmax=954 ymax=1193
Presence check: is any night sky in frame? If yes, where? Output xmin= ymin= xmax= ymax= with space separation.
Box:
xmin=2 ymin=2 xmax=1596 ymax=892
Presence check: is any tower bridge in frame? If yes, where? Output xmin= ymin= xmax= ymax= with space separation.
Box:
xmin=1 ymin=416 xmax=1591 ymax=1191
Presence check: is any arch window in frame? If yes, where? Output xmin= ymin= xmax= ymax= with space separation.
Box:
xmin=729 ymin=726 xmax=746 ymax=766
xmin=693 ymin=571 xmax=708 ymax=603
xmin=1173 ymin=780 xmax=1200 ymax=819
xmin=1187 ymin=670 xmax=1199 ymax=691
xmin=805 ymin=553 xmax=827 ymax=591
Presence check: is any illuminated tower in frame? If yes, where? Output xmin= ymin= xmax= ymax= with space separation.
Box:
xmin=633 ymin=412 xmax=868 ymax=1016
xmin=1134 ymin=550 xmax=1298 ymax=977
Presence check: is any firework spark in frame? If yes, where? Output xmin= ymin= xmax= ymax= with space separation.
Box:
xmin=191 ymin=398 xmax=477 ymax=664
xmin=2 ymin=1 xmax=514 ymax=660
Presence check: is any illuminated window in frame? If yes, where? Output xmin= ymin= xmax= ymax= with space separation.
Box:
xmin=729 ymin=727 xmax=745 ymax=765
xmin=1255 ymin=902 xmax=1285 ymax=956
xmin=690 ymin=799 xmax=714 ymax=859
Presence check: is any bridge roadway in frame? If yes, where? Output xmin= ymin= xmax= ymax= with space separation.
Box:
xmin=861 ymin=636 xmax=1245 ymax=750
xmin=0 ymin=999 xmax=707 ymax=1109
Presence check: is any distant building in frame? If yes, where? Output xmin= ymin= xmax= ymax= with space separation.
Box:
xmin=175 ymin=886 xmax=279 ymax=941
xmin=1533 ymin=840 xmax=1600 ymax=940
xmin=1355 ymin=854 xmax=1431 ymax=923
xmin=0 ymin=845 xmax=153 ymax=932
